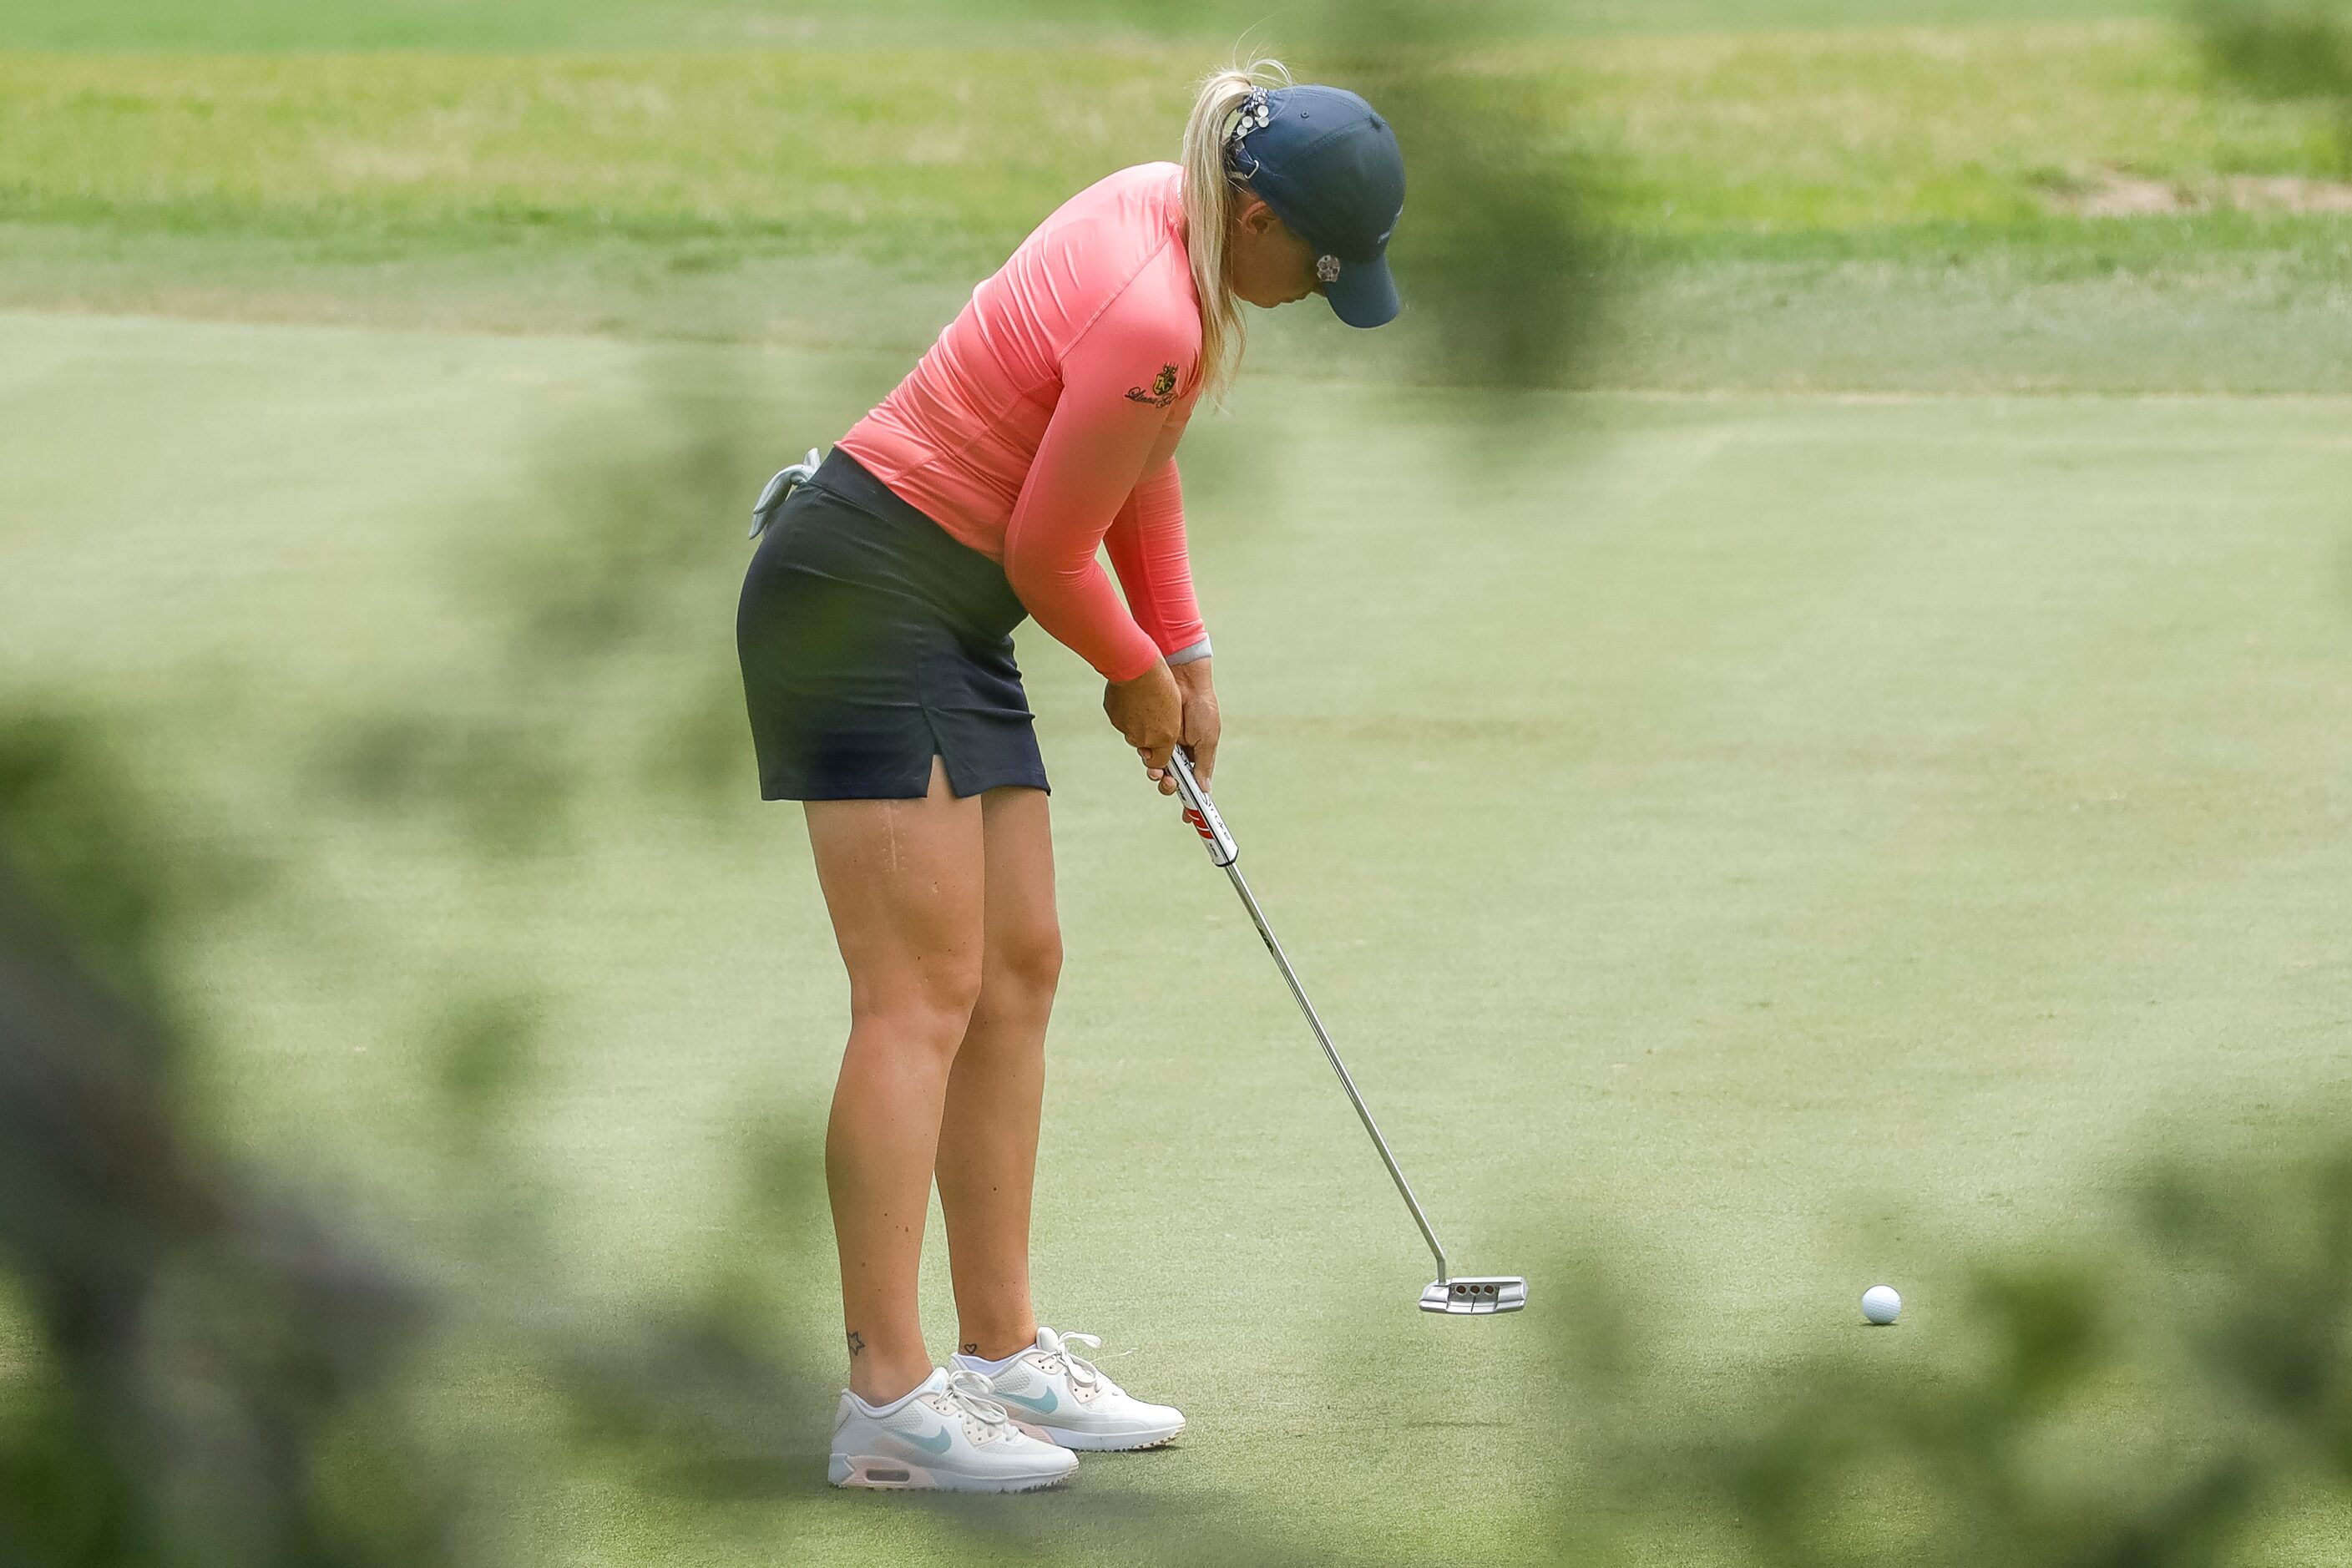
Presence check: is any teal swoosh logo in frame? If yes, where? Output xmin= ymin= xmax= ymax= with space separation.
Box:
xmin=994 ymin=1388 xmax=1059 ymax=1416
xmin=903 ymin=1424 xmax=955 ymax=1455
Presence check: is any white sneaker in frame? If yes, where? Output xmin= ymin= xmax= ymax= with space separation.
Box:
xmin=954 ymin=1327 xmax=1186 ymax=1452
xmin=828 ymin=1368 xmax=1079 ymax=1492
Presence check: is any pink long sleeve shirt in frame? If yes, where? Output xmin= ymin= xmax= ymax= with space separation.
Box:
xmin=837 ymin=163 xmax=1209 ymax=683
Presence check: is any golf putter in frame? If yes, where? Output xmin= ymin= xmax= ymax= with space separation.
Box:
xmin=1164 ymin=749 xmax=1525 ymax=1316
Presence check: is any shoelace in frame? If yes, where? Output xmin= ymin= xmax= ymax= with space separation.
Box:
xmin=1038 ymin=1328 xmax=1110 ymax=1397
xmin=942 ymin=1368 xmax=1014 ymax=1438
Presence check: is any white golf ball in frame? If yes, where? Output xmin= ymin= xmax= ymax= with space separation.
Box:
xmin=1862 ymin=1285 xmax=1901 ymax=1325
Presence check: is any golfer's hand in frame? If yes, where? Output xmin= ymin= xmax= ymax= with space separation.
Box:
xmin=1104 ymin=660 xmax=1182 ymax=777
xmin=1159 ymin=657 xmax=1219 ymax=795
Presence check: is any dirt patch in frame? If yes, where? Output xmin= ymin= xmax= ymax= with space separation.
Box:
xmin=2042 ymin=168 xmax=2352 ymax=217
xmin=2227 ymin=176 xmax=2352 ymax=215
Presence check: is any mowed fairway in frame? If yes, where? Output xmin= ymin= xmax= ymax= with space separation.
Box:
xmin=3 ymin=306 xmax=2349 ymax=1560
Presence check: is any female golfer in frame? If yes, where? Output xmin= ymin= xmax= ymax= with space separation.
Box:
xmin=737 ymin=64 xmax=1406 ymax=1492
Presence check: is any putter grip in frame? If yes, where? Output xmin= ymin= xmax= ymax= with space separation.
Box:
xmin=1166 ymin=750 xmax=1237 ymax=867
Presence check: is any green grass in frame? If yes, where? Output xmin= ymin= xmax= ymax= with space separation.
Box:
xmin=0 ymin=0 xmax=2186 ymax=51
xmin=7 ymin=30 xmax=2338 ymax=245
xmin=5 ymin=24 xmax=2348 ymax=390
xmin=3 ymin=308 xmax=2349 ymax=1560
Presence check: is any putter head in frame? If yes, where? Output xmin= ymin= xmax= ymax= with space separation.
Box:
xmin=1421 ymin=1276 xmax=1527 ymax=1315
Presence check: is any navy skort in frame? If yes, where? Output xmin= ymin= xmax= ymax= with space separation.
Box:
xmin=736 ymin=450 xmax=1049 ymax=802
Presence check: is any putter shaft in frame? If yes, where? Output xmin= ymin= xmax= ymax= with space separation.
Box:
xmin=1167 ymin=751 xmax=1452 ymax=1284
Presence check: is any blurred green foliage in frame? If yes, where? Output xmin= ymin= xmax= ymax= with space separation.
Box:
xmin=1325 ymin=4 xmax=1613 ymax=397
xmin=1550 ymin=1138 xmax=2352 ymax=1565
xmin=0 ymin=738 xmax=830 ymax=1564
xmin=0 ymin=710 xmax=260 ymax=1024
xmin=2198 ymin=0 xmax=2352 ymax=97
xmin=316 ymin=357 xmax=777 ymax=851
xmin=2196 ymin=0 xmax=2352 ymax=158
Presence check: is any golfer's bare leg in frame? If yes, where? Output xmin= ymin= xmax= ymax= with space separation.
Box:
xmin=938 ymin=784 xmax=1059 ymax=1362
xmin=807 ymin=757 xmax=985 ymax=1406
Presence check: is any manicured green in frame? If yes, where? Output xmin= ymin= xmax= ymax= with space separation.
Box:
xmin=3 ymin=310 xmax=2348 ymax=1560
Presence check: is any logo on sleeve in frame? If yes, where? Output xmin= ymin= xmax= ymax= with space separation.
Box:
xmin=1125 ymin=363 xmax=1181 ymax=407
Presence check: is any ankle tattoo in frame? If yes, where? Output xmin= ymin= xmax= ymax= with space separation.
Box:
xmin=960 ymin=1342 xmax=979 ymax=1356
xmin=846 ymin=1330 xmax=865 ymax=1357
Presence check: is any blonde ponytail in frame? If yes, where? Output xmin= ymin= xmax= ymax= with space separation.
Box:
xmin=1181 ymin=57 xmax=1290 ymax=405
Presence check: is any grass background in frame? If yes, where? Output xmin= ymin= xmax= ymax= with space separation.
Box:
xmin=3 ymin=0 xmax=2351 ymax=1560
xmin=5 ymin=19 xmax=2349 ymax=389
xmin=0 ymin=0 xmax=2192 ymax=50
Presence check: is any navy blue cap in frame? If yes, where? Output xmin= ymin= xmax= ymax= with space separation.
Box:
xmin=1228 ymin=84 xmax=1405 ymax=329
